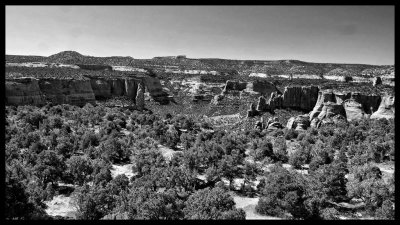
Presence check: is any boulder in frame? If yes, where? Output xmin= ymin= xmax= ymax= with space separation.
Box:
xmin=266 ymin=117 xmax=283 ymax=131
xmin=310 ymin=117 xmax=322 ymax=128
xmin=370 ymin=95 xmax=395 ymax=120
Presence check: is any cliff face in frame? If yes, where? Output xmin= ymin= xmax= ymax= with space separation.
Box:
xmin=6 ymin=77 xmax=45 ymax=105
xmin=370 ymin=95 xmax=395 ymax=120
xmin=90 ymin=78 xmax=112 ymax=99
xmin=256 ymin=86 xmax=320 ymax=112
xmin=38 ymin=78 xmax=96 ymax=106
xmin=142 ymin=76 xmax=170 ymax=104
xmin=5 ymin=75 xmax=152 ymax=108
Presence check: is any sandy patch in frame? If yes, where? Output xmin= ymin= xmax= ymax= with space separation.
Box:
xmin=44 ymin=195 xmax=77 ymax=219
xmin=110 ymin=164 xmax=136 ymax=180
xmin=231 ymin=193 xmax=281 ymax=220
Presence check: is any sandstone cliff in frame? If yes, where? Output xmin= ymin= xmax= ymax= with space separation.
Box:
xmin=142 ymin=76 xmax=170 ymax=104
xmin=370 ymin=95 xmax=395 ymax=120
xmin=6 ymin=77 xmax=45 ymax=106
xmin=38 ymin=78 xmax=96 ymax=106
xmin=5 ymin=76 xmax=150 ymax=108
xmin=257 ymin=86 xmax=319 ymax=112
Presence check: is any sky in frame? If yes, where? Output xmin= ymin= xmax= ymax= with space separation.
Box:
xmin=6 ymin=6 xmax=394 ymax=65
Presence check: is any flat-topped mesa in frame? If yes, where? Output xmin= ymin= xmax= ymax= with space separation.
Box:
xmin=6 ymin=77 xmax=45 ymax=106
xmin=370 ymin=94 xmax=395 ymax=120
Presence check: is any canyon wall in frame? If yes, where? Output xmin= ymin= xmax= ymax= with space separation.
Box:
xmin=6 ymin=77 xmax=45 ymax=106
xmin=37 ymin=78 xmax=96 ymax=106
xmin=4 ymin=75 xmax=162 ymax=109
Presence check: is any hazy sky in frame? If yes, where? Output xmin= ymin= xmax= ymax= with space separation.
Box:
xmin=6 ymin=6 xmax=394 ymax=65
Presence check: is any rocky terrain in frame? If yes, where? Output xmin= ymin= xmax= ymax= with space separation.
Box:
xmin=6 ymin=51 xmax=394 ymax=80
xmin=6 ymin=51 xmax=395 ymax=130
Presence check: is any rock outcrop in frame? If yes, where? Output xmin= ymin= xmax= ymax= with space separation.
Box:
xmin=309 ymin=90 xmax=337 ymax=120
xmin=317 ymin=102 xmax=346 ymax=120
xmin=287 ymin=114 xmax=310 ymax=131
xmin=5 ymin=75 xmax=152 ymax=109
xmin=38 ymin=78 xmax=96 ymax=106
xmin=247 ymin=103 xmax=258 ymax=117
xmin=282 ymin=86 xmax=319 ymax=111
xmin=142 ymin=76 xmax=170 ymax=104
xmin=266 ymin=117 xmax=283 ymax=131
xmin=344 ymin=99 xmax=368 ymax=121
xmin=370 ymin=95 xmax=395 ymax=120
xmin=6 ymin=77 xmax=45 ymax=106
xmin=136 ymin=81 xmax=145 ymax=110
xmin=256 ymin=86 xmax=319 ymax=113
xmin=90 ymin=78 xmax=112 ymax=99
xmin=372 ymin=77 xmax=382 ymax=86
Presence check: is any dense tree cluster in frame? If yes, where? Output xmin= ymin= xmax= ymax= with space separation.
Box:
xmin=5 ymin=102 xmax=394 ymax=220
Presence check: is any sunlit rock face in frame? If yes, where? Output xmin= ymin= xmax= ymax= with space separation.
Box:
xmin=370 ymin=94 xmax=395 ymax=120
xmin=287 ymin=114 xmax=311 ymax=131
xmin=6 ymin=77 xmax=45 ymax=106
xmin=344 ymin=99 xmax=368 ymax=121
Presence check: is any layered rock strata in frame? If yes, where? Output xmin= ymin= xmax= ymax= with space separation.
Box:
xmin=5 ymin=75 xmax=161 ymax=109
xmin=370 ymin=95 xmax=395 ymax=120
xmin=6 ymin=77 xmax=45 ymax=106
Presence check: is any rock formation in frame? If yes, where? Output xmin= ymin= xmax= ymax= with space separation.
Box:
xmin=317 ymin=102 xmax=346 ymax=120
xmin=372 ymin=77 xmax=382 ymax=86
xmin=309 ymin=90 xmax=337 ymax=120
xmin=5 ymin=75 xmax=151 ymax=109
xmin=344 ymin=99 xmax=368 ymax=121
xmin=370 ymin=94 xmax=395 ymax=120
xmin=287 ymin=114 xmax=310 ymax=131
xmin=142 ymin=76 xmax=170 ymax=104
xmin=90 ymin=78 xmax=112 ymax=99
xmin=136 ymin=81 xmax=145 ymax=110
xmin=247 ymin=103 xmax=258 ymax=117
xmin=6 ymin=77 xmax=45 ymax=106
xmin=256 ymin=86 xmax=319 ymax=113
xmin=38 ymin=78 xmax=96 ymax=106
xmin=266 ymin=117 xmax=283 ymax=131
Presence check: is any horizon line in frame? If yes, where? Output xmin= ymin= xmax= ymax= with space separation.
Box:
xmin=5 ymin=51 xmax=394 ymax=67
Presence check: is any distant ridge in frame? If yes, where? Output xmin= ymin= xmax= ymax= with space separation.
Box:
xmin=5 ymin=51 xmax=394 ymax=77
